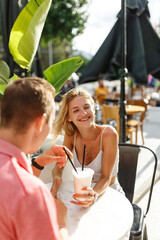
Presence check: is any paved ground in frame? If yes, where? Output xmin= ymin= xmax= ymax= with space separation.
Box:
xmin=139 ymin=179 xmax=160 ymax=240
xmin=135 ymin=118 xmax=160 ymax=240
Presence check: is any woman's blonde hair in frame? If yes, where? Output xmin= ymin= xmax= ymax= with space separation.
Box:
xmin=54 ymin=88 xmax=95 ymax=137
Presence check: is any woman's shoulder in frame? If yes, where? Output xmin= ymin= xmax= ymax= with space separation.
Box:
xmin=97 ymin=124 xmax=117 ymax=133
xmin=98 ymin=125 xmax=118 ymax=139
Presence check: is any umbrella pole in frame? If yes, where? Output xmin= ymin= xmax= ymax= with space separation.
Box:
xmin=119 ymin=69 xmax=127 ymax=142
xmin=119 ymin=0 xmax=128 ymax=142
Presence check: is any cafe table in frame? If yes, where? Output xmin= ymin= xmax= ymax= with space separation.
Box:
xmin=125 ymin=104 xmax=145 ymax=115
xmin=47 ymin=181 xmax=133 ymax=240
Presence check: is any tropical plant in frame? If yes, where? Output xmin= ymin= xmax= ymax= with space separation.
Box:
xmin=42 ymin=0 xmax=89 ymax=43
xmin=0 ymin=0 xmax=83 ymax=94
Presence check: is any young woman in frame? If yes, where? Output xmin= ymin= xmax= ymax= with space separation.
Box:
xmin=52 ymin=88 xmax=123 ymax=207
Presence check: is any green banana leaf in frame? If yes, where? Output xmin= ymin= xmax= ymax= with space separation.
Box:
xmin=0 ymin=74 xmax=20 ymax=95
xmin=0 ymin=60 xmax=10 ymax=84
xmin=0 ymin=85 xmax=7 ymax=95
xmin=9 ymin=0 xmax=52 ymax=70
xmin=43 ymin=57 xmax=83 ymax=93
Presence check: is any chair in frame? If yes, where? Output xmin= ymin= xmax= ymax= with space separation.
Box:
xmin=102 ymin=98 xmax=119 ymax=105
xmin=102 ymin=105 xmax=136 ymax=143
xmin=126 ymin=99 xmax=148 ymax=144
xmin=118 ymin=143 xmax=158 ymax=240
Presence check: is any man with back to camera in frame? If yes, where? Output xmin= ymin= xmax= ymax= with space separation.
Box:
xmin=0 ymin=77 xmax=72 ymax=240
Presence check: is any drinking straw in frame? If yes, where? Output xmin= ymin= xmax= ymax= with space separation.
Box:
xmin=63 ymin=147 xmax=78 ymax=173
xmin=82 ymin=144 xmax=86 ymax=171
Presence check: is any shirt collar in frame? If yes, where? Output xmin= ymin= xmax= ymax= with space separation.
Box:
xmin=0 ymin=139 xmax=33 ymax=174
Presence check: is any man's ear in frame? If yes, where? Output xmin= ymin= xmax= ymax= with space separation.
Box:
xmin=35 ymin=113 xmax=47 ymax=132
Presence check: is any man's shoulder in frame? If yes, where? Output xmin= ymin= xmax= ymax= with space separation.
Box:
xmin=0 ymin=155 xmax=49 ymax=200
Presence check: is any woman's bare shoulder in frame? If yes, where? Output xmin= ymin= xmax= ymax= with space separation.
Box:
xmin=100 ymin=126 xmax=118 ymax=152
xmin=99 ymin=125 xmax=118 ymax=140
xmin=97 ymin=124 xmax=117 ymax=134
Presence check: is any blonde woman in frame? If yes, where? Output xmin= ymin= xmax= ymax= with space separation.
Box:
xmin=52 ymin=88 xmax=123 ymax=207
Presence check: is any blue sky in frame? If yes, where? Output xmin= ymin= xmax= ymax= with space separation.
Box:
xmin=73 ymin=0 xmax=160 ymax=56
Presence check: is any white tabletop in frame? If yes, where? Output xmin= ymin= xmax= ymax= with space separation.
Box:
xmin=47 ymin=181 xmax=133 ymax=240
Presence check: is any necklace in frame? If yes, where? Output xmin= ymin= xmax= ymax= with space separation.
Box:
xmin=80 ymin=139 xmax=93 ymax=165
xmin=78 ymin=125 xmax=100 ymax=165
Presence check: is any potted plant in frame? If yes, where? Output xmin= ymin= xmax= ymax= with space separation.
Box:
xmin=0 ymin=0 xmax=83 ymax=95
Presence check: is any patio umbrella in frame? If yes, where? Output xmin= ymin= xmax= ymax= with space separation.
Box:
xmin=78 ymin=0 xmax=160 ymax=85
xmin=78 ymin=0 xmax=160 ymax=142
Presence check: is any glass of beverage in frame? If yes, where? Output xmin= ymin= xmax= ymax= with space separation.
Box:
xmin=72 ymin=167 xmax=94 ymax=196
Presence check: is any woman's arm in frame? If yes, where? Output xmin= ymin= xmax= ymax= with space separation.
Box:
xmin=50 ymin=166 xmax=64 ymax=198
xmin=54 ymin=198 xmax=69 ymax=240
xmin=93 ymin=126 xmax=118 ymax=196
xmin=51 ymin=134 xmax=74 ymax=197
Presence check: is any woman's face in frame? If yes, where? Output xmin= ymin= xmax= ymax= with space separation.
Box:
xmin=68 ymin=96 xmax=95 ymax=128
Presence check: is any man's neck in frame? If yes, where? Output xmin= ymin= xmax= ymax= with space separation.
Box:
xmin=0 ymin=128 xmax=30 ymax=153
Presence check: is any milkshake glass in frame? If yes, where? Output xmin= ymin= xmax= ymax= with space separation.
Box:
xmin=72 ymin=167 xmax=94 ymax=195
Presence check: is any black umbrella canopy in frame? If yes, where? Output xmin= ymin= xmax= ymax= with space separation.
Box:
xmin=79 ymin=0 xmax=160 ymax=85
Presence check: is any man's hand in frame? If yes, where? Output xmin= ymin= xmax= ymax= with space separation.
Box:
xmin=36 ymin=145 xmax=72 ymax=168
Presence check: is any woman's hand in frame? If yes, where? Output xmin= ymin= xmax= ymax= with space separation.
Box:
xmin=51 ymin=165 xmax=63 ymax=198
xmin=35 ymin=145 xmax=72 ymax=168
xmin=70 ymin=187 xmax=98 ymax=208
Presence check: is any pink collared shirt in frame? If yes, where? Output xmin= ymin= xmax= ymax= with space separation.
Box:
xmin=0 ymin=139 xmax=60 ymax=240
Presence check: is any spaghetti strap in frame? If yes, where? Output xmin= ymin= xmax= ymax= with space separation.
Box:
xmin=100 ymin=127 xmax=107 ymax=150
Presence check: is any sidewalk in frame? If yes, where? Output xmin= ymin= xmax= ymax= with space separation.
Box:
xmin=138 ymin=179 xmax=160 ymax=240
xmin=134 ymin=118 xmax=160 ymax=240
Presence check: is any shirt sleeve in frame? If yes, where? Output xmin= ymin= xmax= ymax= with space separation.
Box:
xmin=15 ymin=184 xmax=60 ymax=240
xmin=95 ymin=88 xmax=100 ymax=97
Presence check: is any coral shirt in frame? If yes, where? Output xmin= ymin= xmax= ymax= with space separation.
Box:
xmin=0 ymin=139 xmax=60 ymax=240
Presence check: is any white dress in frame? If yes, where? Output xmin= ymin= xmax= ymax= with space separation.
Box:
xmin=73 ymin=127 xmax=124 ymax=194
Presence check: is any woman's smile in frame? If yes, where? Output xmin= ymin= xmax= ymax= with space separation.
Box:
xmin=79 ymin=116 xmax=90 ymax=122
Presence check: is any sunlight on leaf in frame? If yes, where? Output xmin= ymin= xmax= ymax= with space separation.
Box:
xmin=0 ymin=61 xmax=10 ymax=84
xmin=9 ymin=74 xmax=20 ymax=82
xmin=9 ymin=0 xmax=52 ymax=70
xmin=0 ymin=85 xmax=7 ymax=95
xmin=0 ymin=74 xmax=20 ymax=95
xmin=43 ymin=57 xmax=83 ymax=93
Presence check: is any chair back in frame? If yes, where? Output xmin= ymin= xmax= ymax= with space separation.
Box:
xmin=102 ymin=105 xmax=136 ymax=142
xmin=118 ymin=144 xmax=140 ymax=203
xmin=102 ymin=105 xmax=120 ymax=134
xmin=126 ymin=99 xmax=147 ymax=122
xmin=118 ymin=143 xmax=157 ymax=216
